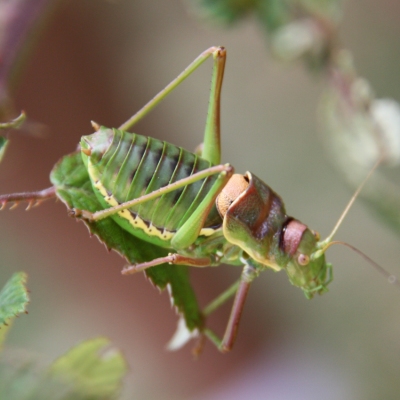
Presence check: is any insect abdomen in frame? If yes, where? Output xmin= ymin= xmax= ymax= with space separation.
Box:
xmin=81 ymin=127 xmax=221 ymax=244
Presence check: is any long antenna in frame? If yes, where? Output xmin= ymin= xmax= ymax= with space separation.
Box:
xmin=310 ymin=153 xmax=400 ymax=290
xmin=323 ymin=240 xmax=400 ymax=289
xmin=321 ymin=157 xmax=382 ymax=246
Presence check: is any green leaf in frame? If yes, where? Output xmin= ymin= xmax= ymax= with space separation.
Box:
xmin=256 ymin=0 xmax=291 ymax=32
xmin=190 ymin=0 xmax=258 ymax=24
xmin=187 ymin=0 xmax=341 ymax=33
xmin=187 ymin=0 xmax=291 ymax=30
xmin=0 ymin=112 xmax=26 ymax=130
xmin=0 ymin=137 xmax=9 ymax=163
xmin=0 ymin=338 xmax=127 ymax=399
xmin=0 ymin=272 xmax=29 ymax=347
xmin=50 ymin=152 xmax=203 ymax=333
xmin=49 ymin=337 xmax=127 ymax=399
xmin=0 ymin=112 xmax=27 ymax=164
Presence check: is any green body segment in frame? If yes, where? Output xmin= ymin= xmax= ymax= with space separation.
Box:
xmin=81 ymin=127 xmax=222 ymax=248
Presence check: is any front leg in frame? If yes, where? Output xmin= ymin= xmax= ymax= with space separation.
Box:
xmin=122 ymin=253 xmax=213 ymax=275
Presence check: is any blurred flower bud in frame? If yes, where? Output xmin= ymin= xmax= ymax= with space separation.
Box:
xmin=371 ymin=99 xmax=400 ymax=166
xmin=271 ymin=19 xmax=325 ymax=62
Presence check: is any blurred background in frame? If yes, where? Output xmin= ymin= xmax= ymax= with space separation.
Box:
xmin=1 ymin=0 xmax=400 ymax=399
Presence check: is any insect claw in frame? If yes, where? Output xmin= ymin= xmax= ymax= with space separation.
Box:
xmin=70 ymin=208 xmax=94 ymax=220
xmin=69 ymin=208 xmax=82 ymax=218
xmin=191 ymin=334 xmax=206 ymax=358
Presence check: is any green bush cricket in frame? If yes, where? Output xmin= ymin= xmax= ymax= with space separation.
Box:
xmin=0 ymin=47 xmax=397 ymax=353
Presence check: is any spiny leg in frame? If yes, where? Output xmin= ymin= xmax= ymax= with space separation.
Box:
xmin=122 ymin=253 xmax=212 ymax=275
xmin=73 ymin=163 xmax=232 ymax=225
xmin=0 ymin=186 xmax=56 ymax=210
xmin=118 ymin=47 xmax=226 ymax=132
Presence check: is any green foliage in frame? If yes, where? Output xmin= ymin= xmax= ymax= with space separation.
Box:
xmin=0 ymin=338 xmax=127 ymax=400
xmin=0 ymin=272 xmax=29 ymax=346
xmin=187 ymin=0 xmax=340 ymax=31
xmin=49 ymin=337 xmax=128 ymax=399
xmin=187 ymin=0 xmax=342 ymax=68
xmin=190 ymin=0 xmax=260 ymax=24
xmin=0 ymin=112 xmax=26 ymax=163
xmin=50 ymin=151 xmax=203 ymax=332
xmin=0 ymin=137 xmax=9 ymax=163
xmin=189 ymin=0 xmax=291 ymax=30
xmin=256 ymin=0 xmax=291 ymax=32
xmin=0 ymin=274 xmax=127 ymax=399
xmin=0 ymin=112 xmax=26 ymax=130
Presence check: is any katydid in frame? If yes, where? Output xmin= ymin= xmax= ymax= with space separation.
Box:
xmin=0 ymin=47 xmax=397 ymax=353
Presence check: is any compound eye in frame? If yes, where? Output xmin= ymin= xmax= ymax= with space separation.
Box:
xmin=298 ymin=254 xmax=310 ymax=266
